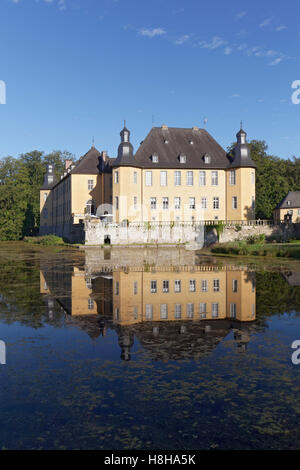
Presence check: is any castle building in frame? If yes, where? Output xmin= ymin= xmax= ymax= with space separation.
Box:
xmin=40 ymin=124 xmax=256 ymax=241
xmin=273 ymin=191 xmax=300 ymax=223
xmin=112 ymin=124 xmax=256 ymax=223
xmin=40 ymin=146 xmax=114 ymax=240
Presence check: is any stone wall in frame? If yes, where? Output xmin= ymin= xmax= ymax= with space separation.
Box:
xmin=84 ymin=246 xmax=197 ymax=273
xmin=203 ymin=222 xmax=300 ymax=246
xmin=84 ymin=218 xmax=300 ymax=248
xmin=85 ymin=219 xmax=204 ymax=247
xmin=219 ymin=223 xmax=300 ymax=244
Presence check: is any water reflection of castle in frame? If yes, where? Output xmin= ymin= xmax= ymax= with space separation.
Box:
xmin=40 ymin=250 xmax=256 ymax=360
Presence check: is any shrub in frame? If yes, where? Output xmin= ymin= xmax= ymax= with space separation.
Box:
xmin=24 ymin=235 xmax=65 ymax=246
xmin=246 ymin=233 xmax=265 ymax=245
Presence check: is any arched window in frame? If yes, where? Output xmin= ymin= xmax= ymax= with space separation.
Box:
xmin=86 ymin=199 xmax=96 ymax=215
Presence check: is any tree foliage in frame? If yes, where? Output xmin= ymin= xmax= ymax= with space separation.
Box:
xmin=0 ymin=150 xmax=74 ymax=240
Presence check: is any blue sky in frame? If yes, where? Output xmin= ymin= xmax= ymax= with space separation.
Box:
xmin=1 ymin=0 xmax=300 ymax=160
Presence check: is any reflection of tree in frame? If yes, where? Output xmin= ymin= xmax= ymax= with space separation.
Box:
xmin=256 ymin=271 xmax=300 ymax=322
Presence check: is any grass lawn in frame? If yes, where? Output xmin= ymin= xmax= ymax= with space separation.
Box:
xmin=211 ymin=240 xmax=300 ymax=259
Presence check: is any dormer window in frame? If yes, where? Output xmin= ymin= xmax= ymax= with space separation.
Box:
xmin=287 ymin=200 xmax=291 ymax=206
xmin=204 ymin=154 xmax=211 ymax=164
xmin=189 ymin=140 xmax=194 ymax=145
xmin=179 ymin=155 xmax=186 ymax=164
xmin=152 ymin=155 xmax=159 ymax=163
xmin=164 ymin=139 xmax=169 ymax=144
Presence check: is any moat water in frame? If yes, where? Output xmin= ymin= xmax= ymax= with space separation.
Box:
xmin=0 ymin=243 xmax=299 ymax=450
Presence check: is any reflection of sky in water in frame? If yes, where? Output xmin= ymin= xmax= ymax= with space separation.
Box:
xmin=0 ymin=244 xmax=299 ymax=450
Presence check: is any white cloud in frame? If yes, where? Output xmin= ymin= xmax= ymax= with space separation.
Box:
xmin=58 ymin=0 xmax=66 ymax=10
xmin=231 ymin=94 xmax=240 ymax=98
xmin=139 ymin=28 xmax=166 ymax=38
xmin=269 ymin=57 xmax=283 ymax=66
xmin=276 ymin=25 xmax=287 ymax=31
xmin=10 ymin=0 xmax=66 ymax=9
xmin=224 ymin=47 xmax=232 ymax=55
xmin=236 ymin=11 xmax=247 ymax=19
xmin=198 ymin=36 xmax=227 ymax=50
xmin=175 ymin=35 xmax=189 ymax=45
xmin=260 ymin=18 xmax=272 ymax=27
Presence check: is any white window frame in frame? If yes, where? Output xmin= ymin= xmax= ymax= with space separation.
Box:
xmin=199 ymin=171 xmax=206 ymax=186
xmin=187 ymin=303 xmax=194 ymax=318
xmin=162 ymin=197 xmax=169 ymax=210
xmin=201 ymin=279 xmax=208 ymax=292
xmin=160 ymin=304 xmax=168 ymax=320
xmin=230 ymin=303 xmax=237 ymax=318
xmin=189 ymin=280 xmax=196 ymax=292
xmin=174 ymin=280 xmax=181 ymax=293
xmin=189 ymin=197 xmax=196 ymax=209
xmin=186 ymin=171 xmax=193 ymax=186
xmin=162 ymin=280 xmax=169 ymax=293
xmin=150 ymin=280 xmax=157 ymax=293
xmin=174 ymin=171 xmax=181 ymax=186
xmin=212 ymin=302 xmax=219 ymax=318
xmin=145 ymin=304 xmax=153 ymax=320
xmin=229 ymin=170 xmax=236 ymax=185
xmin=199 ymin=302 xmax=207 ymax=314
xmin=213 ymin=197 xmax=219 ymax=210
xmin=174 ymin=304 xmax=182 ymax=319
xmin=160 ymin=171 xmax=167 ymax=186
xmin=145 ymin=171 xmax=152 ymax=186
xmin=174 ymin=197 xmax=181 ymax=210
xmin=150 ymin=197 xmax=157 ymax=210
xmin=232 ymin=196 xmax=238 ymax=210
xmin=201 ymin=197 xmax=207 ymax=209
xmin=211 ymin=171 xmax=218 ymax=186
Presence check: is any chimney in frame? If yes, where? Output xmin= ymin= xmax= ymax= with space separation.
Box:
xmin=161 ymin=124 xmax=168 ymax=130
xmin=65 ymin=159 xmax=73 ymax=170
xmin=192 ymin=126 xmax=199 ymax=131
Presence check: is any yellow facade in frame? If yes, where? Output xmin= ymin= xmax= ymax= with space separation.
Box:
xmin=274 ymin=207 xmax=300 ymax=223
xmin=113 ymin=166 xmax=255 ymax=223
xmin=112 ymin=268 xmax=256 ymax=326
xmin=40 ymin=264 xmax=256 ymax=326
xmin=40 ymin=169 xmax=112 ymax=238
xmin=226 ymin=168 xmax=255 ymax=221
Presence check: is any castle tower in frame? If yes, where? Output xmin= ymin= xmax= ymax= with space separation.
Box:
xmin=117 ymin=122 xmax=134 ymax=162
xmin=226 ymin=124 xmax=256 ymax=221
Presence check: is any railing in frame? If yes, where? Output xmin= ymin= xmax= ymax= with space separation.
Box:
xmin=86 ymin=218 xmax=275 ymax=229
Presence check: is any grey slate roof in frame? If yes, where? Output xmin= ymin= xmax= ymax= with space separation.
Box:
xmin=112 ymin=126 xmax=255 ymax=169
xmin=43 ymin=147 xmax=115 ymax=191
xmin=72 ymin=147 xmax=115 ymax=174
xmin=275 ymin=191 xmax=300 ymax=209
